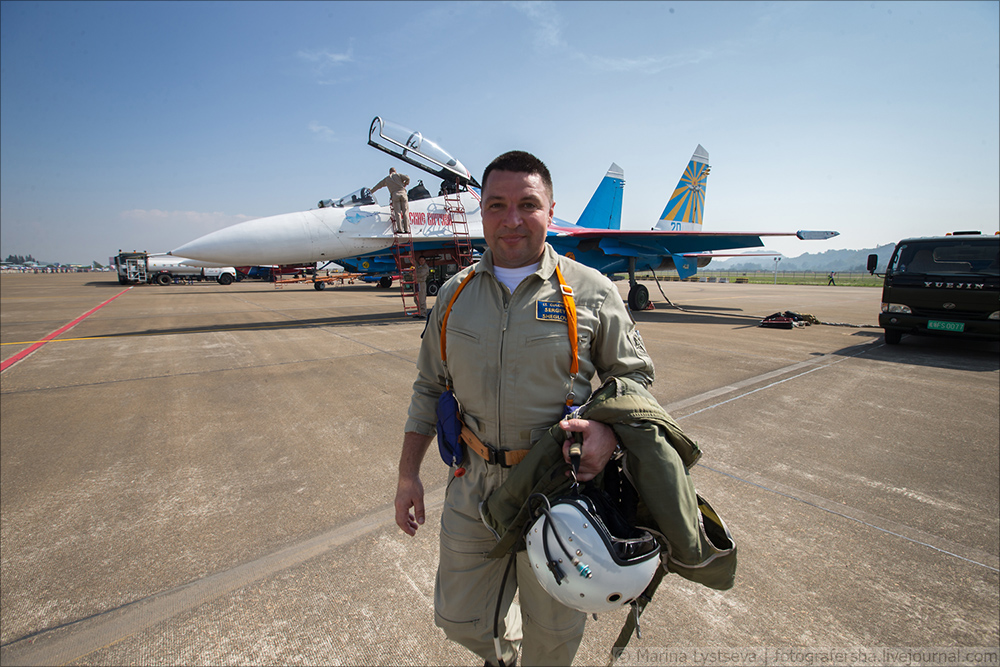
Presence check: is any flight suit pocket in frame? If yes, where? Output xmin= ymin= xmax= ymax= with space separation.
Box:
xmin=448 ymin=326 xmax=481 ymax=346
xmin=525 ymin=331 xmax=564 ymax=347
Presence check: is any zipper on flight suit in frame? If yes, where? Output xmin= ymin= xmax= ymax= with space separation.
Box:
xmin=496 ymin=271 xmax=553 ymax=452
xmin=495 ymin=276 xmax=511 ymax=452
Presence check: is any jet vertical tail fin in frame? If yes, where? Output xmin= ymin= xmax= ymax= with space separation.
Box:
xmin=656 ymin=145 xmax=710 ymax=231
xmin=575 ymin=163 xmax=625 ymax=229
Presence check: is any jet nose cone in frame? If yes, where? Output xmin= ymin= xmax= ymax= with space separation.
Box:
xmin=171 ymin=210 xmax=341 ymax=265
xmin=172 ymin=227 xmax=241 ymax=263
xmin=172 ymin=217 xmax=282 ymax=264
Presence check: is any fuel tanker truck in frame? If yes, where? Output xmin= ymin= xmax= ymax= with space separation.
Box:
xmin=112 ymin=251 xmax=238 ymax=286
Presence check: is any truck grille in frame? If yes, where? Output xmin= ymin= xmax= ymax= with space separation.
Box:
xmin=912 ymin=306 xmax=991 ymax=320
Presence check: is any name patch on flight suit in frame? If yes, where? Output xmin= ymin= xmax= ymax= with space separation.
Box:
xmin=536 ymin=301 xmax=567 ymax=322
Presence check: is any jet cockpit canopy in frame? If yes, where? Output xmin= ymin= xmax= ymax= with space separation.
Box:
xmin=318 ymin=187 xmax=375 ymax=209
xmin=368 ymin=116 xmax=480 ymax=189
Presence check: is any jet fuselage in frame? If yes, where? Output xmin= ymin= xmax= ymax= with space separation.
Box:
xmin=172 ymin=191 xmax=484 ymax=266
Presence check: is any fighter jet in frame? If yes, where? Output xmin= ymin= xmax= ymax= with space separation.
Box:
xmin=172 ymin=118 xmax=837 ymax=309
xmin=545 ymin=144 xmax=838 ymax=308
xmin=172 ymin=118 xmax=485 ymax=270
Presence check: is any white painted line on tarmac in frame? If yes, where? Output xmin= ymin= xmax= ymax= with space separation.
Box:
xmin=0 ymin=487 xmax=448 ymax=666
xmin=702 ymin=460 xmax=1000 ymax=573
xmin=664 ymin=339 xmax=879 ymax=418
xmin=2 ymin=336 xmax=986 ymax=666
xmin=665 ymin=338 xmax=1000 ymax=574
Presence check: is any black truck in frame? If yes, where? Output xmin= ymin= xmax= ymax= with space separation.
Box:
xmin=868 ymin=232 xmax=999 ymax=345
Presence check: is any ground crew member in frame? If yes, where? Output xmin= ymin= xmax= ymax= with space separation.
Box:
xmin=394 ymin=151 xmax=655 ymax=666
xmin=413 ymin=255 xmax=430 ymax=318
xmin=371 ymin=167 xmax=411 ymax=233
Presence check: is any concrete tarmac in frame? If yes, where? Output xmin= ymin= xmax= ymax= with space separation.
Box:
xmin=1 ymin=273 xmax=997 ymax=666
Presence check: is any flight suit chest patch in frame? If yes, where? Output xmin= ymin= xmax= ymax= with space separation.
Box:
xmin=536 ymin=301 xmax=567 ymax=323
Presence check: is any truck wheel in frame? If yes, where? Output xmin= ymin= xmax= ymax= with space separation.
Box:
xmin=217 ymin=273 xmax=234 ymax=286
xmin=627 ymin=284 xmax=650 ymax=311
xmin=155 ymin=273 xmax=172 ymax=286
xmin=314 ymin=281 xmax=326 ymax=290
xmin=427 ymin=281 xmax=440 ymax=297
xmin=884 ymin=329 xmax=902 ymax=345
xmin=378 ymin=276 xmax=392 ymax=288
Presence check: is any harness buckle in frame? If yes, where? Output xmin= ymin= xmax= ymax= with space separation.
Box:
xmin=462 ymin=425 xmax=520 ymax=467
xmin=485 ymin=442 xmax=504 ymax=467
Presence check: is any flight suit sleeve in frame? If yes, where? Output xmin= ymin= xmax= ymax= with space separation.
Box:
xmin=591 ymin=286 xmax=655 ymax=387
xmin=404 ymin=299 xmax=449 ymax=436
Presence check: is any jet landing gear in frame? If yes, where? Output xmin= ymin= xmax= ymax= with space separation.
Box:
xmin=626 ymin=258 xmax=650 ymax=311
xmin=628 ymin=284 xmax=650 ymax=311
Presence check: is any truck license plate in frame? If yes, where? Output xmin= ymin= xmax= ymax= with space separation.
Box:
xmin=928 ymin=320 xmax=964 ymax=332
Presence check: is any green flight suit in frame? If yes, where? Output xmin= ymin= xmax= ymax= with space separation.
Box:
xmin=405 ymin=244 xmax=655 ymax=666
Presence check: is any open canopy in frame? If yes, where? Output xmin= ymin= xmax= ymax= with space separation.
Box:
xmin=368 ymin=116 xmax=480 ymax=189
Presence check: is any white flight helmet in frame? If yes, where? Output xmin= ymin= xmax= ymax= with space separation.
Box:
xmin=525 ymin=493 xmax=661 ymax=614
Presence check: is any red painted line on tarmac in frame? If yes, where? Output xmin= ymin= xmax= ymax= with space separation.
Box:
xmin=0 ymin=287 xmax=132 ymax=373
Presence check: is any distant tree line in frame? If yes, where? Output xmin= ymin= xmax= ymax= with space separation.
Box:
xmin=711 ymin=244 xmax=897 ymax=273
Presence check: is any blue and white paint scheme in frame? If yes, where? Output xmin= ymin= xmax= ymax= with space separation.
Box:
xmin=544 ymin=145 xmax=837 ymax=308
xmin=658 ymin=143 xmax=710 ymax=231
xmin=172 ymin=119 xmax=837 ymax=310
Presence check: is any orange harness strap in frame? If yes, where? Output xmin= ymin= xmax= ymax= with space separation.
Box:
xmin=554 ymin=264 xmax=579 ymax=383
xmin=439 ymin=264 xmax=580 ymax=463
xmin=440 ymin=268 xmax=477 ymax=383
xmin=440 ymin=265 xmax=578 ymax=377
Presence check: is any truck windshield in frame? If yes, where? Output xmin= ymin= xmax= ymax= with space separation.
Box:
xmin=889 ymin=240 xmax=999 ymax=277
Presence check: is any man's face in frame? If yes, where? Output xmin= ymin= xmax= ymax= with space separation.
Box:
xmin=481 ymin=170 xmax=554 ymax=268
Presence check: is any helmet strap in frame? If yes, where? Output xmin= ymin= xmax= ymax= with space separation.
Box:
xmin=609 ymin=567 xmax=667 ymax=665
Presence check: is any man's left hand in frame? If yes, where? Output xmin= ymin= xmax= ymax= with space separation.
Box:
xmin=559 ymin=418 xmax=617 ymax=482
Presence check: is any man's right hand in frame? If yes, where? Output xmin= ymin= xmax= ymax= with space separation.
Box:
xmin=395 ymin=431 xmax=433 ymax=535
xmin=395 ymin=474 xmax=425 ymax=536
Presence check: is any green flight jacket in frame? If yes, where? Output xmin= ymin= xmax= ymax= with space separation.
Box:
xmin=480 ymin=375 xmax=737 ymax=591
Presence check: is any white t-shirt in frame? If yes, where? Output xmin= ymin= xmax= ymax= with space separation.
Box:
xmin=492 ymin=262 xmax=541 ymax=294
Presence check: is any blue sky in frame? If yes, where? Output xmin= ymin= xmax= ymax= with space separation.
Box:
xmin=2 ymin=1 xmax=998 ymax=265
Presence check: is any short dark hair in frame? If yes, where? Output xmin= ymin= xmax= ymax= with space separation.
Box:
xmin=481 ymin=151 xmax=553 ymax=200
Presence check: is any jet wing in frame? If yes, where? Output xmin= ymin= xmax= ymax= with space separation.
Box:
xmin=547 ymin=228 xmax=838 ymax=279
xmin=549 ymin=227 xmax=832 ymax=253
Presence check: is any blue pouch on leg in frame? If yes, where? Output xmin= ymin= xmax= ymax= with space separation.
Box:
xmin=436 ymin=390 xmax=464 ymax=467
